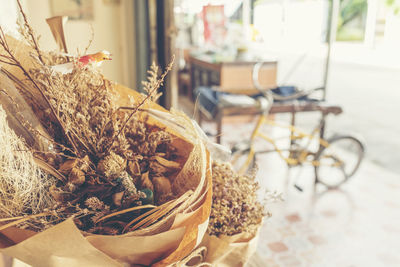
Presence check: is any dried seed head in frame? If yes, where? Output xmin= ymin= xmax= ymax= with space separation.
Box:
xmin=85 ymin=197 xmax=105 ymax=211
xmin=97 ymin=152 xmax=126 ymax=179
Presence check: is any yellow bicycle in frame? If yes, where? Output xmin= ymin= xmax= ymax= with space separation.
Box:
xmin=231 ymin=63 xmax=365 ymax=189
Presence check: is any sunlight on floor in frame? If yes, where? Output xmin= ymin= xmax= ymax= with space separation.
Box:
xmin=199 ymin=117 xmax=400 ymax=267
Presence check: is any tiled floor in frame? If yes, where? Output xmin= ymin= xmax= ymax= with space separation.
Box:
xmin=198 ymin=116 xmax=400 ymax=267
xmin=253 ymin=163 xmax=400 ymax=267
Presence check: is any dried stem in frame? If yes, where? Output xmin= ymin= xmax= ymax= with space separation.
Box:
xmin=16 ymin=0 xmax=45 ymax=65
xmin=0 ymin=68 xmax=38 ymax=104
xmin=0 ymin=27 xmax=79 ymax=156
xmin=95 ymin=204 xmax=156 ymax=223
xmin=105 ymin=56 xmax=175 ymax=153
xmin=0 ymin=212 xmax=50 ymax=231
xmin=83 ymin=24 xmax=94 ymax=55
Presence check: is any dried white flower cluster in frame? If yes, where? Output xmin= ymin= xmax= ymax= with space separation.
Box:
xmin=208 ymin=161 xmax=264 ymax=237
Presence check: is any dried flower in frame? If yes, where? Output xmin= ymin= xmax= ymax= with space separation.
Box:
xmin=85 ymin=197 xmax=105 ymax=211
xmin=69 ymin=168 xmax=85 ymax=185
xmin=97 ymin=152 xmax=126 ymax=180
xmin=208 ymin=161 xmax=265 ymax=237
xmin=0 ymin=3 xmax=181 ymax=235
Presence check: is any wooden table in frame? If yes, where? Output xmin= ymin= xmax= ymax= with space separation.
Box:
xmin=188 ymin=53 xmax=278 ymax=98
xmin=197 ymin=100 xmax=342 ymax=144
xmin=189 ymin=53 xmax=342 ymax=144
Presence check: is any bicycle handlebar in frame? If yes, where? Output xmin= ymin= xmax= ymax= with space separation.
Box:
xmin=252 ymin=62 xmax=324 ymax=102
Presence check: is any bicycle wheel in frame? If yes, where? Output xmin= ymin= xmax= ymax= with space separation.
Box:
xmin=231 ymin=148 xmax=256 ymax=175
xmin=314 ymin=135 xmax=365 ymax=188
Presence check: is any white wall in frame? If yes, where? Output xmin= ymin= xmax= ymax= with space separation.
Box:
xmin=0 ymin=0 xmax=19 ymax=34
xmin=19 ymin=0 xmax=135 ymax=87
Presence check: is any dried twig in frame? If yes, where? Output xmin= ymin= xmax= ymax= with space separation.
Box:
xmin=0 ymin=211 xmax=51 ymax=231
xmin=106 ymin=56 xmax=175 ymax=153
xmin=16 ymin=0 xmax=45 ymax=65
xmin=83 ymin=24 xmax=94 ymax=55
xmin=95 ymin=204 xmax=156 ymax=224
xmin=0 ymin=27 xmax=80 ymax=156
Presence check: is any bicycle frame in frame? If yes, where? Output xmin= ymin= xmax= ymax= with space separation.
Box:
xmin=237 ymin=113 xmax=334 ymax=175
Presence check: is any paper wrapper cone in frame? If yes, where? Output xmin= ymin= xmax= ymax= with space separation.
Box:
xmin=46 ymin=16 xmax=68 ymax=53
xmin=175 ymin=221 xmax=263 ymax=267
xmin=0 ymin=37 xmax=213 ymax=266
xmin=0 ymin=101 xmax=212 ymax=266
xmin=0 ymin=71 xmax=51 ymax=151
xmin=0 ymin=36 xmax=46 ymax=108
xmin=201 ymin=226 xmax=261 ymax=267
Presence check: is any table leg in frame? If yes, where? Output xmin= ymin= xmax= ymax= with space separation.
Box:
xmin=317 ymin=113 xmax=327 ymax=152
xmin=189 ymin=66 xmax=197 ymax=101
xmin=320 ymin=114 xmax=326 ymax=140
xmin=216 ymin=112 xmax=222 ymax=144
xmin=198 ymin=108 xmax=203 ymax=126
xmin=290 ymin=111 xmax=296 ymax=147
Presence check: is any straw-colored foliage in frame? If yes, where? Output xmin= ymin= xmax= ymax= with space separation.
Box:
xmin=208 ymin=161 xmax=265 ymax=237
xmin=0 ymin=0 xmax=180 ymax=234
xmin=0 ymin=106 xmax=54 ymax=219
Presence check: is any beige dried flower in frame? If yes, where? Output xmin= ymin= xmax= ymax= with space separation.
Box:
xmin=142 ymin=62 xmax=163 ymax=103
xmin=97 ymin=152 xmax=126 ymax=179
xmin=119 ymin=171 xmax=138 ymax=197
xmin=208 ymin=161 xmax=265 ymax=237
xmin=85 ymin=197 xmax=105 ymax=211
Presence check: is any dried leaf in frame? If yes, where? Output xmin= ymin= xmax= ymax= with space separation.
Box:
xmin=59 ymin=159 xmax=78 ymax=175
xmin=49 ymin=185 xmax=66 ymax=202
xmin=33 ymin=157 xmax=66 ymax=182
xmin=69 ymin=168 xmax=85 ymax=185
xmin=153 ymin=176 xmax=172 ymax=204
xmin=80 ymin=155 xmax=90 ymax=172
xmin=140 ymin=171 xmax=154 ymax=191
xmin=149 ymin=161 xmax=169 ymax=174
xmin=112 ymin=192 xmax=124 ymax=207
xmin=127 ymin=160 xmax=141 ymax=177
xmin=153 ymin=156 xmax=180 ymax=169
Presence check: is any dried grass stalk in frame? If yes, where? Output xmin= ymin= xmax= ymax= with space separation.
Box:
xmin=0 ymin=105 xmax=54 ymax=219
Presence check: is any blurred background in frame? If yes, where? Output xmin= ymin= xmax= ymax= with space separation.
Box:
xmin=1 ymin=0 xmax=399 ymax=266
xmin=1 ymin=0 xmax=397 ymax=172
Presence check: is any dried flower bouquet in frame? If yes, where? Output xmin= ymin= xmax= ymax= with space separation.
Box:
xmin=0 ymin=2 xmax=211 ymax=266
xmin=190 ymin=161 xmax=281 ymax=266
